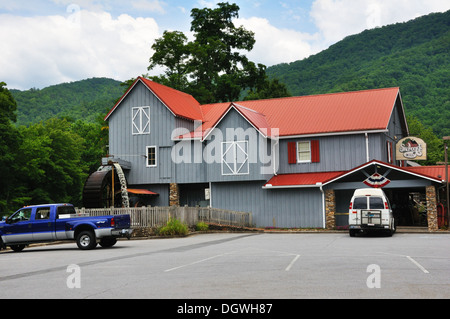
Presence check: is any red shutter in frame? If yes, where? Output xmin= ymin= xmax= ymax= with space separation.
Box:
xmin=288 ymin=142 xmax=297 ymax=164
xmin=311 ymin=140 xmax=320 ymax=163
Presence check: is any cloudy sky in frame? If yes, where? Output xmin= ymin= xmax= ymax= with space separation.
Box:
xmin=1 ymin=0 xmax=449 ymax=90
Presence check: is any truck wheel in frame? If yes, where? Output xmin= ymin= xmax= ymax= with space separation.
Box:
xmin=10 ymin=244 xmax=26 ymax=252
xmin=76 ymin=230 xmax=97 ymax=250
xmin=99 ymin=237 xmax=117 ymax=248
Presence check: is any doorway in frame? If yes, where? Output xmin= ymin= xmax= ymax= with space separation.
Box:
xmin=385 ymin=189 xmax=427 ymax=227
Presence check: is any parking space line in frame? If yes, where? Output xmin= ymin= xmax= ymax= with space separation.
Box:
xmin=406 ymin=256 xmax=429 ymax=274
xmin=285 ymin=254 xmax=300 ymax=271
xmin=164 ymin=252 xmax=233 ymax=272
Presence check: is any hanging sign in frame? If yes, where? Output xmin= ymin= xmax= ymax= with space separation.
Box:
xmin=363 ymin=173 xmax=391 ymax=188
xmin=396 ymin=137 xmax=427 ymax=160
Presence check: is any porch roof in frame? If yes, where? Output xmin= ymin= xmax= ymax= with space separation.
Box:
xmin=263 ymin=160 xmax=444 ymax=189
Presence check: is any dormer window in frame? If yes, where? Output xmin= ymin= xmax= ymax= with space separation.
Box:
xmin=132 ymin=106 xmax=150 ymax=135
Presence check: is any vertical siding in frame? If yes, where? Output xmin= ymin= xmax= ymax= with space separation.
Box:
xmin=211 ymin=181 xmax=323 ymax=228
xmin=109 ymin=82 xmax=175 ymax=185
xmin=279 ymin=134 xmax=368 ymax=174
xmin=205 ymin=108 xmax=275 ymax=182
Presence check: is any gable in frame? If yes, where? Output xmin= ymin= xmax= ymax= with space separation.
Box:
xmin=104 ymin=77 xmax=203 ymax=122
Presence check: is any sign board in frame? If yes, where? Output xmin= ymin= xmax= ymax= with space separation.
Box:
xmin=396 ymin=137 xmax=427 ymax=161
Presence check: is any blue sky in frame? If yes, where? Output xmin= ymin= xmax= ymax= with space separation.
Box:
xmin=1 ymin=0 xmax=449 ymax=90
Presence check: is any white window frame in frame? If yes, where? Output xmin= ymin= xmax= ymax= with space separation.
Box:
xmin=297 ymin=141 xmax=311 ymax=163
xmin=132 ymin=106 xmax=150 ymax=135
xmin=146 ymin=146 xmax=157 ymax=167
xmin=221 ymin=141 xmax=249 ymax=176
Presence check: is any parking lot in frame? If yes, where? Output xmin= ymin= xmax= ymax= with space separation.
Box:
xmin=1 ymin=232 xmax=450 ymax=299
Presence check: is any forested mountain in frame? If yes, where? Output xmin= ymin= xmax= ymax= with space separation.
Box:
xmin=267 ymin=10 xmax=450 ymax=138
xmin=2 ymin=10 xmax=448 ymax=211
xmin=11 ymin=77 xmax=123 ymax=126
xmin=11 ymin=10 xmax=449 ymax=136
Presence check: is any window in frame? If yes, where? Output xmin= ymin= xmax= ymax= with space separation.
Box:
xmin=36 ymin=207 xmax=50 ymax=220
xmin=146 ymin=146 xmax=157 ymax=167
xmin=297 ymin=141 xmax=311 ymax=162
xmin=10 ymin=208 xmax=32 ymax=223
xmin=353 ymin=197 xmax=367 ymax=209
xmin=132 ymin=106 xmax=150 ymax=135
xmin=57 ymin=205 xmax=76 ymax=218
xmin=288 ymin=140 xmax=320 ymax=164
xmin=369 ymin=197 xmax=384 ymax=209
xmin=222 ymin=141 xmax=249 ymax=175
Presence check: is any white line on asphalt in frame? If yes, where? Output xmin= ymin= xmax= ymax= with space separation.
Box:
xmin=285 ymin=254 xmax=300 ymax=271
xmin=406 ymin=256 xmax=429 ymax=274
xmin=164 ymin=252 xmax=231 ymax=272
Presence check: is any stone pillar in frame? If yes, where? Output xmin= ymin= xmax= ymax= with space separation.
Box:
xmin=426 ymin=185 xmax=438 ymax=231
xmin=169 ymin=183 xmax=180 ymax=206
xmin=325 ymin=189 xmax=336 ymax=230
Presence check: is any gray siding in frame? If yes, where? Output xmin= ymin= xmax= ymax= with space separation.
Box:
xmin=205 ymin=108 xmax=275 ymax=182
xmin=108 ymin=82 xmax=176 ymax=185
xmin=279 ymin=134 xmax=368 ymax=174
xmin=211 ymin=181 xmax=324 ymax=228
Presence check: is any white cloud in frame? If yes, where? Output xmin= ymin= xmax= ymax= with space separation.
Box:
xmin=310 ymin=0 xmax=450 ymax=46
xmin=131 ymin=0 xmax=166 ymax=14
xmin=0 ymin=9 xmax=160 ymax=89
xmin=236 ymin=17 xmax=321 ymax=67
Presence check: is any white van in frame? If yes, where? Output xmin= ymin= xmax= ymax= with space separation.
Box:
xmin=348 ymin=188 xmax=395 ymax=237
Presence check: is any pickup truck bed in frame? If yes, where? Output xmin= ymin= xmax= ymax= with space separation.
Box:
xmin=0 ymin=204 xmax=133 ymax=251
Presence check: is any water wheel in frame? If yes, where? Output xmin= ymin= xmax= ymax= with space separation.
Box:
xmin=82 ymin=164 xmax=129 ymax=208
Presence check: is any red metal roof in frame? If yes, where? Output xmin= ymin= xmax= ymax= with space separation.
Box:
xmin=105 ymin=77 xmax=203 ymax=121
xmin=404 ymin=165 xmax=446 ymax=182
xmin=105 ymin=78 xmax=403 ymax=138
xmin=195 ymin=87 xmax=402 ymax=139
xmin=140 ymin=78 xmax=203 ymax=120
xmin=265 ymin=161 xmax=445 ymax=188
xmin=264 ymin=171 xmax=345 ymax=187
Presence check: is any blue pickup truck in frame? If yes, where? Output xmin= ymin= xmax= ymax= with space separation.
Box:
xmin=0 ymin=203 xmax=133 ymax=251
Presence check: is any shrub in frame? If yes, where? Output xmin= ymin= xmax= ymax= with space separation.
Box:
xmin=158 ymin=218 xmax=189 ymax=236
xmin=195 ymin=221 xmax=209 ymax=231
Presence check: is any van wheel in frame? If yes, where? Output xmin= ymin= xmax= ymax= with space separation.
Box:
xmin=349 ymin=230 xmax=356 ymax=237
xmin=76 ymin=230 xmax=97 ymax=250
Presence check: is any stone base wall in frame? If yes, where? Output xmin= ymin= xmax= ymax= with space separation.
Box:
xmin=325 ymin=189 xmax=336 ymax=230
xmin=426 ymin=185 xmax=438 ymax=231
xmin=169 ymin=183 xmax=180 ymax=206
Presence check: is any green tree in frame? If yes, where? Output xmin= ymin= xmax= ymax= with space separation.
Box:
xmin=148 ymin=2 xmax=289 ymax=104
xmin=406 ymin=115 xmax=443 ymax=165
xmin=148 ymin=31 xmax=191 ymax=92
xmin=0 ymin=82 xmax=20 ymax=212
xmin=15 ymin=118 xmax=86 ymax=206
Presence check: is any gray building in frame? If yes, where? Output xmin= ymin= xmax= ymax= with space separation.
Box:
xmin=103 ymin=77 xmax=444 ymax=229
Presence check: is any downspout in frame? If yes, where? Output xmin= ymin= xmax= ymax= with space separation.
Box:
xmin=365 ymin=133 xmax=370 ymax=162
xmin=318 ymin=183 xmax=325 ymax=229
xmin=273 ymin=138 xmax=279 ymax=176
xmin=209 ymin=181 xmax=212 ymax=208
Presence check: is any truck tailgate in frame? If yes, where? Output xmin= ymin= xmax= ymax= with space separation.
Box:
xmin=112 ymin=214 xmax=131 ymax=229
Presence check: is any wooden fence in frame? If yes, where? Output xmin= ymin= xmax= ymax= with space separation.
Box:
xmin=75 ymin=206 xmax=252 ymax=229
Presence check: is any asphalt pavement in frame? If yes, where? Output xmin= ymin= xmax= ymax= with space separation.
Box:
xmin=1 ymin=232 xmax=450 ymax=300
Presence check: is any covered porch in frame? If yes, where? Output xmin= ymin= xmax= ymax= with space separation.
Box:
xmin=322 ymin=160 xmax=445 ymax=232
